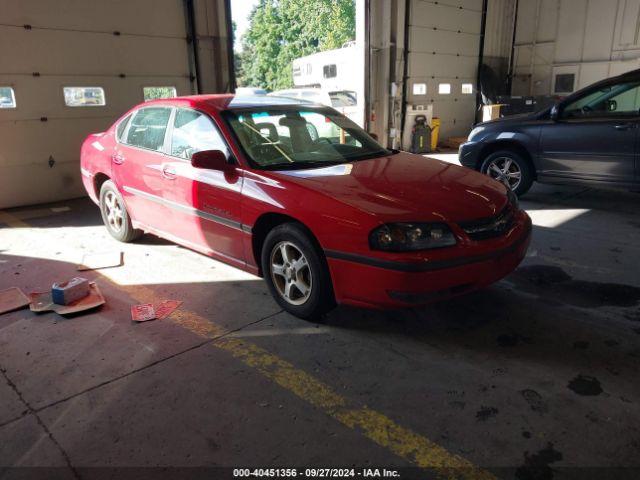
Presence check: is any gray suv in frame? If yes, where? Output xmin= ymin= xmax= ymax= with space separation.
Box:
xmin=459 ymin=69 xmax=640 ymax=195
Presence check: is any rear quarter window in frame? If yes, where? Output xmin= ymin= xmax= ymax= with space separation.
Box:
xmin=116 ymin=114 xmax=132 ymax=141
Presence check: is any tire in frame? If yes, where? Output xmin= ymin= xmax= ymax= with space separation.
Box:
xmin=99 ymin=180 xmax=142 ymax=243
xmin=261 ymin=223 xmax=336 ymax=320
xmin=480 ymin=150 xmax=534 ymax=196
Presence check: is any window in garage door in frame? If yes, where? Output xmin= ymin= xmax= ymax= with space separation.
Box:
xmin=0 ymin=87 xmax=16 ymax=108
xmin=143 ymin=86 xmax=178 ymax=101
xmin=125 ymin=107 xmax=172 ymax=151
xmin=63 ymin=87 xmax=106 ymax=107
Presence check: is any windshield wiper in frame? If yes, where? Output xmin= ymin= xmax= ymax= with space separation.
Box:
xmin=263 ymin=160 xmax=347 ymax=170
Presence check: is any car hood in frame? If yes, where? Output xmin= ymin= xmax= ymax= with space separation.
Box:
xmin=480 ymin=112 xmax=537 ymax=127
xmin=271 ymin=152 xmax=508 ymax=223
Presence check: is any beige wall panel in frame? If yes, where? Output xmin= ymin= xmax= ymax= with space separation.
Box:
xmin=408 ymin=53 xmax=478 ymax=78
xmin=555 ymin=0 xmax=588 ymax=63
xmin=582 ymin=0 xmax=618 ymax=61
xmin=578 ymin=62 xmax=611 ymax=88
xmin=0 ymin=118 xmax=114 ymax=206
xmin=411 ymin=1 xmax=482 ymax=33
xmin=515 ymin=1 xmax=538 ymax=44
xmin=616 ymin=0 xmax=640 ymax=46
xmin=0 ymin=0 xmax=186 ymax=37
xmin=409 ymin=28 xmax=480 ymax=56
xmin=537 ymin=0 xmax=559 ymax=43
xmin=0 ymin=29 xmax=188 ymax=76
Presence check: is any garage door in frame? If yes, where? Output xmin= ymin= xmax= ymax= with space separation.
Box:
xmin=0 ymin=0 xmax=193 ymax=209
xmin=406 ymin=0 xmax=482 ymax=139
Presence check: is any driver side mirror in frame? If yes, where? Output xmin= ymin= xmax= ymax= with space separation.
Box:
xmin=191 ymin=150 xmax=231 ymax=171
xmin=550 ymin=104 xmax=560 ymax=121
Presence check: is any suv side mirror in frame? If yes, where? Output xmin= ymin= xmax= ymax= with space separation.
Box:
xmin=191 ymin=150 xmax=231 ymax=171
xmin=550 ymin=104 xmax=560 ymax=121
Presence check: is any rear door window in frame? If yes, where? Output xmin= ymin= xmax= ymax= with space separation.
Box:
xmin=170 ymin=108 xmax=229 ymax=159
xmin=125 ymin=107 xmax=172 ymax=151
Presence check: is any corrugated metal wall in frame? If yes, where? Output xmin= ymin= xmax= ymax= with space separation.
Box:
xmin=513 ymin=0 xmax=640 ymax=96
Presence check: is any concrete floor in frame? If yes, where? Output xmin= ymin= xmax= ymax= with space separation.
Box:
xmin=1 ymin=173 xmax=639 ymax=479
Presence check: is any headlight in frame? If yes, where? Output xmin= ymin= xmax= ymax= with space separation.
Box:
xmin=370 ymin=223 xmax=457 ymax=252
xmin=467 ymin=126 xmax=485 ymax=141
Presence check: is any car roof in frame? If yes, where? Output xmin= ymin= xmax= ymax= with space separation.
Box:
xmin=616 ymin=68 xmax=640 ymax=80
xmin=143 ymin=94 xmax=322 ymax=111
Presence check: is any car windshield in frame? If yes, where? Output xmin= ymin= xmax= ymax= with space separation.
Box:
xmin=222 ymin=106 xmax=390 ymax=169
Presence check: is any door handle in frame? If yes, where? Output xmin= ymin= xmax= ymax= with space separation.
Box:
xmin=614 ymin=123 xmax=634 ymax=131
xmin=162 ymin=165 xmax=177 ymax=179
xmin=111 ymin=153 xmax=125 ymax=165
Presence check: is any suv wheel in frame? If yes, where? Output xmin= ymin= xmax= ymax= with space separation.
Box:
xmin=261 ymin=223 xmax=336 ymax=320
xmin=480 ymin=150 xmax=533 ymax=196
xmin=99 ymin=180 xmax=142 ymax=242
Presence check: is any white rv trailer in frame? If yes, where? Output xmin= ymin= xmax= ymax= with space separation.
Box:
xmin=291 ymin=41 xmax=365 ymax=127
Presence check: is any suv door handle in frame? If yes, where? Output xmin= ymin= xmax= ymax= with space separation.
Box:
xmin=111 ymin=153 xmax=125 ymax=165
xmin=614 ymin=123 xmax=634 ymax=131
xmin=162 ymin=165 xmax=177 ymax=179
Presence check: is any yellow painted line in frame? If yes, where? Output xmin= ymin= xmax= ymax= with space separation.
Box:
xmin=10 ymin=213 xmax=495 ymax=479
xmin=112 ymin=284 xmax=493 ymax=479
xmin=0 ymin=210 xmax=29 ymax=228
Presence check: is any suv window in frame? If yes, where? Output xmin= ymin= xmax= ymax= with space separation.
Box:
xmin=562 ymin=82 xmax=640 ymax=119
xmin=125 ymin=107 xmax=171 ymax=151
xmin=170 ymin=109 xmax=229 ymax=159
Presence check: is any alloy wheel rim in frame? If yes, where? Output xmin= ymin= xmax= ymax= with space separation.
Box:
xmin=104 ymin=191 xmax=124 ymax=233
xmin=487 ymin=157 xmax=522 ymax=190
xmin=270 ymin=241 xmax=313 ymax=306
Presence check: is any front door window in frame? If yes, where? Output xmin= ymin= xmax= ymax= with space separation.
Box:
xmin=562 ymin=82 xmax=640 ymax=120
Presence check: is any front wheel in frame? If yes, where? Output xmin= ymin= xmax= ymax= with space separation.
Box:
xmin=480 ymin=150 xmax=533 ymax=196
xmin=261 ymin=223 xmax=336 ymax=320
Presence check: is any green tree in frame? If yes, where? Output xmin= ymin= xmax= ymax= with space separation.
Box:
xmin=237 ymin=0 xmax=355 ymax=90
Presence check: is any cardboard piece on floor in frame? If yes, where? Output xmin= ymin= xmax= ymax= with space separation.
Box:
xmin=77 ymin=251 xmax=124 ymax=271
xmin=0 ymin=287 xmax=31 ymax=315
xmin=131 ymin=303 xmax=156 ymax=322
xmin=155 ymin=300 xmax=183 ymax=319
xmin=29 ymin=282 xmax=105 ymax=315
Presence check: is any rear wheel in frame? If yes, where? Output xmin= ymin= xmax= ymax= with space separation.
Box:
xmin=99 ymin=180 xmax=142 ymax=242
xmin=261 ymin=223 xmax=336 ymax=320
xmin=480 ymin=150 xmax=533 ymax=196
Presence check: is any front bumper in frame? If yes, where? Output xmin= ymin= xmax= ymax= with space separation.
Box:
xmin=326 ymin=212 xmax=532 ymax=309
xmin=458 ymin=140 xmax=483 ymax=170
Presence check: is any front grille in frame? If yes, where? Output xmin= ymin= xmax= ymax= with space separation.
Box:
xmin=459 ymin=206 xmax=515 ymax=241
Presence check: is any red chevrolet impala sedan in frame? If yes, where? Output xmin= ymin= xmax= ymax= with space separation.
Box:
xmin=80 ymin=95 xmax=531 ymax=319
